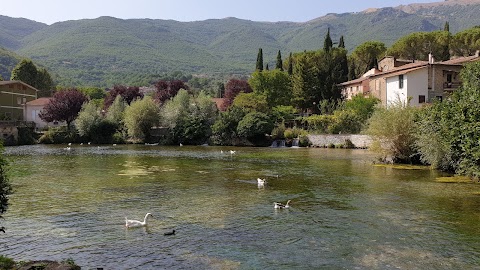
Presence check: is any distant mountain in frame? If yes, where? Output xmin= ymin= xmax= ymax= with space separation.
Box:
xmin=0 ymin=47 xmax=24 ymax=80
xmin=1 ymin=0 xmax=480 ymax=86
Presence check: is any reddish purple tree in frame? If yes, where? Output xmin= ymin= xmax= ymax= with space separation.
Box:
xmin=39 ymin=89 xmax=88 ymax=129
xmin=153 ymin=80 xmax=189 ymax=104
xmin=103 ymin=85 xmax=143 ymax=109
xmin=221 ymin=79 xmax=253 ymax=110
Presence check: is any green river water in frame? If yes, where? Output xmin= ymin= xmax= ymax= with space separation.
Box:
xmin=1 ymin=144 xmax=480 ymax=269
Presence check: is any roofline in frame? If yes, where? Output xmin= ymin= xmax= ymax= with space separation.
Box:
xmin=0 ymin=80 xmax=39 ymax=92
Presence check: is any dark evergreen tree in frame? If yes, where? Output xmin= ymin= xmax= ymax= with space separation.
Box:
xmin=348 ymin=60 xmax=357 ymax=81
xmin=338 ymin=36 xmax=345 ymax=48
xmin=287 ymin=52 xmax=293 ymax=75
xmin=324 ymin=28 xmax=333 ymax=52
xmin=265 ymin=63 xmax=269 ymax=70
xmin=276 ymin=50 xmax=283 ymax=71
xmin=256 ymin=48 xmax=264 ymax=71
xmin=444 ymin=21 xmax=450 ymax=32
xmin=10 ymin=59 xmax=38 ymax=87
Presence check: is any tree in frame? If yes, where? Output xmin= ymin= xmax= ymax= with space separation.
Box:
xmin=221 ymin=79 xmax=253 ymax=110
xmin=211 ymin=106 xmax=247 ymax=145
xmin=35 ymin=68 xmax=55 ymax=97
xmin=387 ymin=31 xmax=451 ymax=61
xmin=351 ymin=41 xmax=386 ymax=74
xmin=104 ymin=85 xmax=143 ymax=108
xmin=237 ymin=111 xmax=274 ymax=141
xmin=105 ymin=95 xmax=127 ymax=128
xmin=10 ymin=59 xmax=37 ymax=86
xmin=348 ymin=59 xmax=357 ymax=81
xmin=365 ymin=99 xmax=419 ymax=164
xmin=451 ymin=27 xmax=480 ymax=57
xmin=124 ymin=96 xmax=160 ymax=141
xmin=248 ymin=70 xmax=292 ymax=108
xmin=0 ymin=142 xmax=12 ymax=232
xmin=444 ymin=21 xmax=450 ymax=32
xmin=338 ymin=36 xmax=345 ymax=48
xmin=39 ymin=89 xmax=88 ymax=129
xmin=10 ymin=60 xmax=55 ymax=97
xmin=287 ymin=52 xmax=293 ymax=76
xmin=76 ymin=100 xmax=116 ymax=143
xmin=256 ymin=48 xmax=264 ymax=71
xmin=324 ymin=28 xmax=333 ymax=52
xmin=232 ymin=92 xmax=269 ymax=113
xmin=415 ymin=61 xmax=480 ymax=178
xmin=153 ymin=80 xmax=188 ymax=104
xmin=276 ymin=50 xmax=283 ymax=71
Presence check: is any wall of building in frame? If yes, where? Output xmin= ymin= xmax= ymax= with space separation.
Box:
xmin=0 ymin=82 xmax=37 ymax=120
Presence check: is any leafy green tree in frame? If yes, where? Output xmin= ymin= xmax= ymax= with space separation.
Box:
xmin=10 ymin=59 xmax=37 ymax=87
xmin=451 ymin=27 xmax=480 ymax=57
xmin=387 ymin=31 xmax=450 ymax=61
xmin=35 ymin=68 xmax=55 ymax=97
xmin=324 ymin=28 xmax=333 ymax=52
xmin=124 ymin=96 xmax=160 ymax=141
xmin=415 ymin=61 xmax=480 ymax=178
xmin=248 ymin=70 xmax=292 ymax=108
xmin=211 ymin=106 xmax=247 ymax=145
xmin=0 ymin=142 xmax=12 ymax=232
xmin=221 ymin=79 xmax=252 ymax=110
xmin=256 ymin=48 xmax=264 ymax=71
xmin=160 ymin=90 xmax=217 ymax=145
xmin=105 ymin=95 xmax=127 ymax=128
xmin=237 ymin=111 xmax=274 ymax=141
xmin=76 ymin=101 xmax=102 ymax=138
xmin=276 ymin=50 xmax=283 ymax=71
xmin=365 ymin=99 xmax=419 ymax=163
xmin=232 ymin=93 xmax=269 ymax=113
xmin=79 ymin=87 xmax=106 ymax=100
xmin=351 ymin=41 xmax=386 ymax=74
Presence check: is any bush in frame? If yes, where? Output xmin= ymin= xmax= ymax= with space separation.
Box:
xmin=0 ymin=255 xmax=15 ymax=270
xmin=38 ymin=127 xmax=78 ymax=144
xmin=237 ymin=112 xmax=274 ymax=141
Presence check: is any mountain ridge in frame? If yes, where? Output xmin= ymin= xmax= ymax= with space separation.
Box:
xmin=1 ymin=0 xmax=480 ymax=86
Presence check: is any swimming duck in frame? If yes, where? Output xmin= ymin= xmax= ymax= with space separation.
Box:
xmin=274 ymin=200 xmax=291 ymax=209
xmin=257 ymin=178 xmax=266 ymax=185
xmin=164 ymin=229 xmax=176 ymax=236
xmin=125 ymin=213 xmax=153 ymax=228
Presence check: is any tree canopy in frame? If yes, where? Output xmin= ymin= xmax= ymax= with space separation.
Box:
xmin=39 ymin=89 xmax=88 ymax=129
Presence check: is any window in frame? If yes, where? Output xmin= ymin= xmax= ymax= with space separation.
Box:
xmin=399 ymin=75 xmax=404 ymax=89
xmin=419 ymin=95 xmax=426 ymax=104
xmin=447 ymin=74 xmax=452 ymax=83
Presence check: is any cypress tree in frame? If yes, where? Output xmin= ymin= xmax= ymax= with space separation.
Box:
xmin=348 ymin=60 xmax=357 ymax=81
xmin=444 ymin=21 xmax=450 ymax=32
xmin=256 ymin=48 xmax=264 ymax=71
xmin=265 ymin=63 xmax=269 ymax=70
xmin=287 ymin=52 xmax=293 ymax=75
xmin=324 ymin=28 xmax=333 ymax=52
xmin=276 ymin=50 xmax=283 ymax=71
xmin=338 ymin=36 xmax=345 ymax=48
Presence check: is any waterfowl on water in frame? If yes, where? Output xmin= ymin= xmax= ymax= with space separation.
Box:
xmin=164 ymin=229 xmax=176 ymax=236
xmin=274 ymin=200 xmax=291 ymax=209
xmin=0 ymin=226 xmax=5 ymax=233
xmin=257 ymin=178 xmax=266 ymax=185
xmin=125 ymin=213 xmax=153 ymax=228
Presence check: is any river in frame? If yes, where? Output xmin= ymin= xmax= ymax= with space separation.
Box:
xmin=1 ymin=144 xmax=480 ymax=269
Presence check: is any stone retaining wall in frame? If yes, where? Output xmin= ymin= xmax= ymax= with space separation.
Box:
xmin=307 ymin=134 xmax=372 ymax=148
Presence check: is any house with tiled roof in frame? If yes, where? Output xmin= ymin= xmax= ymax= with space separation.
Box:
xmin=24 ymin=97 xmax=60 ymax=130
xmin=339 ymin=51 xmax=480 ymax=107
xmin=0 ymin=80 xmax=38 ymax=120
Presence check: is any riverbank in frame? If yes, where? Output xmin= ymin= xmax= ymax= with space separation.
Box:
xmin=307 ymin=134 xmax=372 ymax=149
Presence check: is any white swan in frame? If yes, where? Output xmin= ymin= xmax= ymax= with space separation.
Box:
xmin=229 ymin=150 xmax=236 ymax=155
xmin=125 ymin=213 xmax=153 ymax=228
xmin=274 ymin=200 xmax=291 ymax=209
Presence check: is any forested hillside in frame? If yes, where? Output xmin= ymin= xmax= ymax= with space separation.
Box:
xmin=1 ymin=0 xmax=480 ymax=86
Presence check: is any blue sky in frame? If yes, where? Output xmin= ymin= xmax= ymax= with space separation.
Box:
xmin=4 ymin=0 xmax=440 ymax=25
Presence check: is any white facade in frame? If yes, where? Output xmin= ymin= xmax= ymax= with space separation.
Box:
xmin=386 ymin=67 xmax=428 ymax=107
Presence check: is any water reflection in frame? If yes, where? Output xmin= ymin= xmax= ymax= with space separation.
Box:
xmin=2 ymin=145 xmax=480 ymax=269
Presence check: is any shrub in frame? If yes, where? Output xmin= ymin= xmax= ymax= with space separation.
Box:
xmin=0 ymin=255 xmax=15 ymax=270
xmin=38 ymin=127 xmax=78 ymax=144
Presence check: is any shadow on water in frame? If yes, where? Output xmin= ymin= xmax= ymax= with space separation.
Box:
xmin=3 ymin=145 xmax=480 ymax=269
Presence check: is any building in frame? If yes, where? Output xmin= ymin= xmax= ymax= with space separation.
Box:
xmin=0 ymin=81 xmax=38 ymax=120
xmin=24 ymin=97 xmax=55 ymax=130
xmin=340 ymin=52 xmax=480 ymax=107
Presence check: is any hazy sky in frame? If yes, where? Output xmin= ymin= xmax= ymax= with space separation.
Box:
xmin=4 ymin=0 xmax=441 ymax=25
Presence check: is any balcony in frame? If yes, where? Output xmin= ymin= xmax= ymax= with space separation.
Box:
xmin=443 ymin=82 xmax=461 ymax=90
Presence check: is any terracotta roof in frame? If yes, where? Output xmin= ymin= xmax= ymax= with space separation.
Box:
xmin=369 ymin=61 xmax=429 ymax=79
xmin=26 ymin=97 xmax=51 ymax=106
xmin=212 ymin=98 xmax=226 ymax=111
xmin=339 ymin=76 xmax=368 ymax=86
xmin=0 ymin=80 xmax=39 ymax=91
xmin=439 ymin=55 xmax=480 ymax=65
